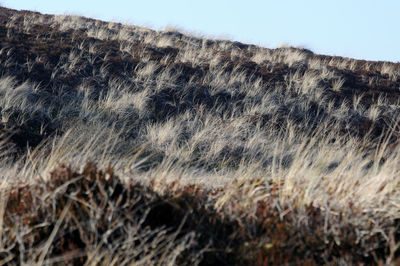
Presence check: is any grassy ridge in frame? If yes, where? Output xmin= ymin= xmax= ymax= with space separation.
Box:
xmin=0 ymin=6 xmax=399 ymax=264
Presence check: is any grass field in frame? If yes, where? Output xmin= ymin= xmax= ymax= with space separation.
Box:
xmin=0 ymin=7 xmax=399 ymax=265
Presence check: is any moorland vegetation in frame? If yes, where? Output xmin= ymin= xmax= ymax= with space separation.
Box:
xmin=0 ymin=7 xmax=399 ymax=265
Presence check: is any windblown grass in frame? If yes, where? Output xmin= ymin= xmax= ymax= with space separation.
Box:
xmin=0 ymin=6 xmax=399 ymax=264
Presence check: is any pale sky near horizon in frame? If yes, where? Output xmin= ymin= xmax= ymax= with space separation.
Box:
xmin=2 ymin=0 xmax=399 ymax=62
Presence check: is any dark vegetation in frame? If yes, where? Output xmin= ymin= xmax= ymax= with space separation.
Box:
xmin=4 ymin=162 xmax=398 ymax=265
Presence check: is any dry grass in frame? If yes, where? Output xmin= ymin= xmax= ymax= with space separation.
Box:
xmin=0 ymin=6 xmax=399 ymax=265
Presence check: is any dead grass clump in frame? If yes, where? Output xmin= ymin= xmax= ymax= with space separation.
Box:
xmin=3 ymin=162 xmax=201 ymax=265
xmin=2 ymin=162 xmax=398 ymax=265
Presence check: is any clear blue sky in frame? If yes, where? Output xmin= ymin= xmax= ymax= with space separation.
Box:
xmin=2 ymin=0 xmax=399 ymax=62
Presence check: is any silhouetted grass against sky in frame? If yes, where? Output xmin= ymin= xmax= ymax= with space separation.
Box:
xmin=2 ymin=0 xmax=399 ymax=62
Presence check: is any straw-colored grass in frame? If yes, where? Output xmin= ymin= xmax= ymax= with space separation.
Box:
xmin=0 ymin=6 xmax=399 ymax=264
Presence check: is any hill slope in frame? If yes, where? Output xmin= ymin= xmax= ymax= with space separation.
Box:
xmin=0 ymin=7 xmax=399 ymax=265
